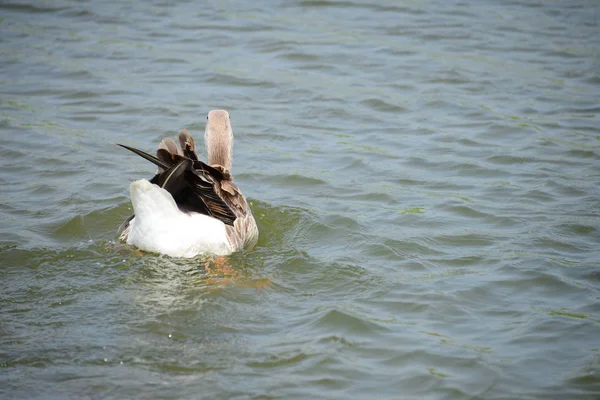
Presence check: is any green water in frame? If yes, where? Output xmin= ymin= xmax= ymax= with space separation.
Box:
xmin=1 ymin=0 xmax=599 ymax=398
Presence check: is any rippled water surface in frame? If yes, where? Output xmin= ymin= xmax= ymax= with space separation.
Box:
xmin=1 ymin=0 xmax=599 ymax=398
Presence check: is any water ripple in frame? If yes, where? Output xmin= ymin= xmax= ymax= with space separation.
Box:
xmin=1 ymin=0 xmax=599 ymax=398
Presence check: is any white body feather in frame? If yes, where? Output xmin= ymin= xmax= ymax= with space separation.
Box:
xmin=126 ymin=179 xmax=233 ymax=257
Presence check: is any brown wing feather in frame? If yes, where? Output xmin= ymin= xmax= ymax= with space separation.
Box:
xmin=178 ymin=129 xmax=197 ymax=160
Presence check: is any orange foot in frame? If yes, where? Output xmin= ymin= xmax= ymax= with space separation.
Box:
xmin=201 ymin=256 xmax=273 ymax=290
xmin=114 ymin=243 xmax=144 ymax=257
xmin=204 ymin=255 xmax=234 ymax=277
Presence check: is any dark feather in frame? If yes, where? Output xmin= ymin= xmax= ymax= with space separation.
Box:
xmin=118 ymin=144 xmax=171 ymax=171
xmin=118 ymin=142 xmax=237 ymax=226
xmin=156 ymin=158 xmax=192 ymax=195
xmin=183 ymin=143 xmax=198 ymax=161
xmin=157 ymin=148 xmax=176 ymax=166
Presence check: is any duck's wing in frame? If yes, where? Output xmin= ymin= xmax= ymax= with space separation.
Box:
xmin=213 ymin=168 xmax=249 ymax=216
xmin=117 ymin=143 xmax=237 ymax=226
xmin=183 ymin=170 xmax=236 ymax=225
xmin=156 ymin=157 xmax=237 ymax=225
xmin=222 ymin=184 xmax=259 ymax=250
xmin=208 ymin=164 xmax=259 ymax=250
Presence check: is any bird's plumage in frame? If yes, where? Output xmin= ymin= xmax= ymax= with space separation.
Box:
xmin=118 ymin=110 xmax=258 ymax=257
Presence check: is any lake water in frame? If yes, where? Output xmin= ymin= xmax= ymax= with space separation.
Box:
xmin=1 ymin=0 xmax=599 ymax=398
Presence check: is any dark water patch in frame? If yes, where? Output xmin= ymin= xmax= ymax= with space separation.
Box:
xmin=268 ymin=173 xmax=328 ymax=187
xmin=308 ymin=307 xmax=389 ymax=334
xmin=247 ymin=351 xmax=311 ymax=369
xmin=534 ymin=236 xmax=594 ymax=255
xmin=334 ymin=190 xmax=398 ymax=205
xmin=154 ymin=57 xmax=190 ymax=65
xmin=433 ymin=233 xmax=495 ymax=249
xmin=360 ymin=98 xmax=407 ymax=114
xmin=277 ymin=51 xmax=322 ymax=62
xmin=204 ymin=72 xmax=277 ymax=88
xmin=57 ymin=8 xmax=95 ymax=18
xmin=445 ymin=161 xmax=509 ymax=179
xmin=557 ymin=223 xmax=596 ymax=236
xmin=57 ymin=91 xmax=102 ymax=100
xmin=298 ymin=0 xmax=426 ymax=15
xmin=437 ymin=135 xmax=493 ymax=149
xmin=583 ymin=75 xmax=600 ymax=85
xmin=70 ymin=114 xmax=98 ymax=122
xmin=486 ymin=154 xmax=536 ymax=165
xmin=442 ymin=204 xmax=493 ymax=220
xmin=0 ymin=2 xmax=66 ymax=14
xmin=563 ymin=148 xmax=600 ymax=159
xmin=297 ymin=0 xmax=364 ymax=9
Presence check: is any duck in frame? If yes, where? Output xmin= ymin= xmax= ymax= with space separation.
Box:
xmin=117 ymin=109 xmax=258 ymax=258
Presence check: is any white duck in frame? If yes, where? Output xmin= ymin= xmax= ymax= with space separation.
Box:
xmin=118 ymin=110 xmax=258 ymax=258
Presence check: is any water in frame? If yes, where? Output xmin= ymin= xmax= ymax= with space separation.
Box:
xmin=1 ymin=0 xmax=599 ymax=398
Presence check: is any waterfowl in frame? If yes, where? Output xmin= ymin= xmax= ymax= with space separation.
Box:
xmin=118 ymin=110 xmax=258 ymax=258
